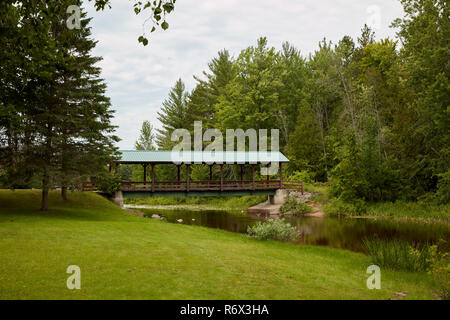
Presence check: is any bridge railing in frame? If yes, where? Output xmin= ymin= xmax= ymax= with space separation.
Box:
xmin=81 ymin=180 xmax=303 ymax=194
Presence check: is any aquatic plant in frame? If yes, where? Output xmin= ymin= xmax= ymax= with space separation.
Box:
xmin=247 ymin=218 xmax=299 ymax=241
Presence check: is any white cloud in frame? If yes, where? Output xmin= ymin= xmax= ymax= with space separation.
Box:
xmin=85 ymin=0 xmax=404 ymax=149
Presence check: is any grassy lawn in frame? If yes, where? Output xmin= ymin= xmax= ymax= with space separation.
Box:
xmin=0 ymin=190 xmax=438 ymax=299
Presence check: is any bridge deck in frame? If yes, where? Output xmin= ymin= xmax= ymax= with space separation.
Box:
xmin=82 ymin=180 xmax=303 ymax=194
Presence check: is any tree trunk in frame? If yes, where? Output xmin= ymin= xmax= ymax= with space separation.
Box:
xmin=41 ymin=171 xmax=49 ymax=211
xmin=61 ymin=184 xmax=67 ymax=200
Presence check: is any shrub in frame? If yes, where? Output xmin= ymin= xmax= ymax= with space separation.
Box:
xmin=428 ymin=242 xmax=450 ymax=299
xmin=247 ymin=218 xmax=299 ymax=241
xmin=436 ymin=171 xmax=450 ymax=205
xmin=363 ymin=238 xmax=432 ymax=272
xmin=280 ymin=195 xmax=312 ymax=215
xmin=95 ymin=173 xmax=122 ymax=195
xmin=287 ymin=170 xmax=313 ymax=184
xmin=324 ymin=198 xmax=366 ymax=217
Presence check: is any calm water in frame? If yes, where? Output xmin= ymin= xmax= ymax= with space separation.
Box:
xmin=137 ymin=208 xmax=449 ymax=253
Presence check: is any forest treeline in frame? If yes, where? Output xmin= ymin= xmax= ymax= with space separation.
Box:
xmin=152 ymin=0 xmax=448 ymax=204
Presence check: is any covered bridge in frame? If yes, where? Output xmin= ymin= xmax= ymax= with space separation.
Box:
xmin=83 ymin=150 xmax=303 ymax=197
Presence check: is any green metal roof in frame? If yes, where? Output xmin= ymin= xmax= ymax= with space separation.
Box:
xmin=117 ymin=150 xmax=289 ymax=164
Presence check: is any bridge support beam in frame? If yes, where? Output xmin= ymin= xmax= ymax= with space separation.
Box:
xmin=240 ymin=165 xmax=244 ymax=185
xmin=279 ymin=162 xmax=283 ymax=188
xmin=251 ymin=164 xmax=255 ymax=190
xmin=186 ymin=164 xmax=190 ymax=192
xmin=177 ymin=165 xmax=181 ymax=187
xmin=151 ymin=164 xmax=155 ymax=192
xmin=220 ymin=164 xmax=223 ymax=191
xmin=143 ymin=164 xmax=147 ymax=188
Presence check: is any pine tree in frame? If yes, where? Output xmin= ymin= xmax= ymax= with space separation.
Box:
xmin=135 ymin=121 xmax=156 ymax=150
xmin=187 ymin=50 xmax=236 ymax=127
xmin=156 ymin=79 xmax=189 ymax=149
xmin=0 ymin=1 xmax=118 ymax=209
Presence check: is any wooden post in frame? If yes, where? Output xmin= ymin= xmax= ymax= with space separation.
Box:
xmin=279 ymin=162 xmax=283 ymax=188
xmin=209 ymin=165 xmax=213 ymax=189
xmin=151 ymin=164 xmax=155 ymax=192
xmin=177 ymin=165 xmax=181 ymax=189
xmin=266 ymin=164 xmax=270 ymax=187
xmin=240 ymin=165 xmax=244 ymax=187
xmin=220 ymin=164 xmax=223 ymax=191
xmin=251 ymin=164 xmax=255 ymax=190
xmin=186 ymin=164 xmax=190 ymax=192
xmin=143 ymin=164 xmax=147 ymax=188
xmin=108 ymin=162 xmax=112 ymax=173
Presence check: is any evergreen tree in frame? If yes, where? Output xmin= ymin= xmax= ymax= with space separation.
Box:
xmin=0 ymin=1 xmax=118 ymax=209
xmin=187 ymin=50 xmax=236 ymax=128
xmin=135 ymin=120 xmax=156 ymax=150
xmin=156 ymin=78 xmax=189 ymax=149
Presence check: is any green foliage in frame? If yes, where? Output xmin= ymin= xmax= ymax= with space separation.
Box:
xmin=428 ymin=242 xmax=450 ymax=299
xmin=95 ymin=173 xmax=122 ymax=195
xmin=363 ymin=238 xmax=432 ymax=272
xmin=0 ymin=2 xmax=118 ymax=210
xmin=152 ymin=1 xmax=448 ymax=205
xmin=324 ymin=198 xmax=366 ymax=217
xmin=287 ymin=170 xmax=313 ymax=184
xmin=436 ymin=171 xmax=450 ymax=205
xmin=156 ymin=79 xmax=189 ymax=149
xmin=190 ymin=165 xmax=210 ymax=181
xmin=247 ymin=218 xmax=299 ymax=241
xmin=94 ymin=0 xmax=177 ymax=46
xmin=280 ymin=196 xmax=312 ymax=215
xmin=365 ymin=200 xmax=450 ymax=221
xmin=135 ymin=121 xmax=156 ymax=150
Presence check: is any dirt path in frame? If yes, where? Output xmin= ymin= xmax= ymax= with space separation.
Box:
xmin=124 ymin=208 xmax=145 ymax=217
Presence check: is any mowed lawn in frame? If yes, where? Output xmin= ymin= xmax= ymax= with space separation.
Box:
xmin=0 ymin=190 xmax=437 ymax=299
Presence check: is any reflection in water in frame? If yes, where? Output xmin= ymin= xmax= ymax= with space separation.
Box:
xmin=137 ymin=208 xmax=449 ymax=253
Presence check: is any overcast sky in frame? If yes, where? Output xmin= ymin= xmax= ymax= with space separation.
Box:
xmin=84 ymin=0 xmax=405 ymax=150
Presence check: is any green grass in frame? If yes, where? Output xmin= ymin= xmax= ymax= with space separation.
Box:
xmin=309 ymin=184 xmax=449 ymax=222
xmin=0 ymin=189 xmax=438 ymax=299
xmin=124 ymin=195 xmax=267 ymax=211
xmin=363 ymin=238 xmax=432 ymax=272
xmin=365 ymin=201 xmax=450 ymax=222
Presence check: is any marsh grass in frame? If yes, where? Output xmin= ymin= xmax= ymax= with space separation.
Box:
xmin=363 ymin=238 xmax=432 ymax=272
xmin=365 ymin=201 xmax=450 ymax=221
